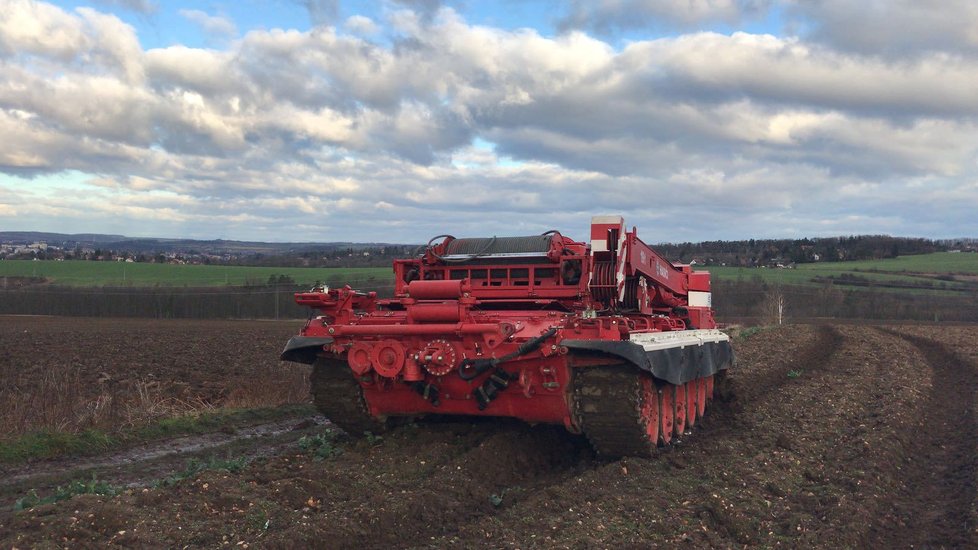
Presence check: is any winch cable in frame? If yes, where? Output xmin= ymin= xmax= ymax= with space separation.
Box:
xmin=426 ymin=234 xmax=498 ymax=264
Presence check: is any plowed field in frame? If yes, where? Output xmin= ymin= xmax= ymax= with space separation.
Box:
xmin=2 ymin=318 xmax=977 ymax=548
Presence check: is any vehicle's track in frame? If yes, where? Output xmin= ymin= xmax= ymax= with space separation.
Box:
xmin=869 ymin=329 xmax=978 ymax=548
xmin=703 ymin=324 xmax=841 ymax=440
xmin=726 ymin=324 xmax=841 ymax=407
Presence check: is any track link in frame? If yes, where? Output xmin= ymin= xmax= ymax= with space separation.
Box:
xmin=310 ymin=357 xmax=389 ymax=436
xmin=575 ymin=365 xmax=721 ymax=457
xmin=574 ymin=365 xmax=659 ymax=457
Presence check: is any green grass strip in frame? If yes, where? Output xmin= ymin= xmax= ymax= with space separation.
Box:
xmin=0 ymin=404 xmax=314 ymax=464
xmin=14 ymin=475 xmax=122 ymax=512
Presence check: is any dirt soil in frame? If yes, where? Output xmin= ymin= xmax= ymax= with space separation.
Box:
xmin=0 ymin=316 xmax=311 ymax=438
xmin=2 ymin=321 xmax=978 ymax=548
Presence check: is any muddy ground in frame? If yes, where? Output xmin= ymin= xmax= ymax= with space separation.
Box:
xmin=0 ymin=316 xmax=310 ymax=438
xmin=2 ymin=319 xmax=977 ymax=548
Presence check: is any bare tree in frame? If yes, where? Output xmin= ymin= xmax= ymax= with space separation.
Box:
xmin=760 ymin=286 xmax=786 ymax=326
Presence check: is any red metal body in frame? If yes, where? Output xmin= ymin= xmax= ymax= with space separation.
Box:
xmin=289 ymin=216 xmax=720 ymax=432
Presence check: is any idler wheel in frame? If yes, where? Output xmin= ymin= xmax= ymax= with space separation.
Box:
xmin=685 ymin=382 xmax=697 ymax=428
xmin=371 ymin=340 xmax=406 ymax=378
xmin=347 ymin=341 xmax=374 ymax=375
xmin=705 ymin=374 xmax=715 ymax=401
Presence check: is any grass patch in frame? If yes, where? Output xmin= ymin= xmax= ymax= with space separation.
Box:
xmin=14 ymin=476 xmax=121 ymax=512
xmin=735 ymin=326 xmax=764 ymax=340
xmin=297 ymin=428 xmax=344 ymax=460
xmin=364 ymin=431 xmax=383 ymax=445
xmin=155 ymin=455 xmax=251 ymax=488
xmin=0 ymin=429 xmax=115 ymax=463
xmin=13 ymin=455 xmax=251 ymax=512
xmin=0 ymin=404 xmax=315 ymax=464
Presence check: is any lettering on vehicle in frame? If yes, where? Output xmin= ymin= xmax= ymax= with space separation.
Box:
xmin=656 ymin=260 xmax=669 ymax=279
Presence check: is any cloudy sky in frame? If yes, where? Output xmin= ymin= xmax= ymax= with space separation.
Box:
xmin=1 ymin=0 xmax=976 ymax=244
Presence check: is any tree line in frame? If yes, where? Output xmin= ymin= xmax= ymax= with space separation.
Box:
xmin=654 ymin=235 xmax=950 ymax=267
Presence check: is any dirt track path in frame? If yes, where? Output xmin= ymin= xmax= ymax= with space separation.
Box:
xmin=4 ymin=324 xmax=978 ymax=549
xmin=0 ymin=416 xmax=327 ymax=526
xmin=1 ymin=417 xmax=325 ymax=488
xmin=869 ymin=330 xmax=978 ymax=548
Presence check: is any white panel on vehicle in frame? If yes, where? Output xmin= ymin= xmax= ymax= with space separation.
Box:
xmin=688 ymin=291 xmax=712 ymax=307
xmin=629 ymin=329 xmax=729 ymax=351
xmin=590 ymin=215 xmax=623 ymax=252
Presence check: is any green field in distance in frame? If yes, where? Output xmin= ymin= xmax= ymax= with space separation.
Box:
xmin=1 ymin=252 xmax=976 ymax=293
xmin=0 ymin=260 xmax=391 ymax=288
xmin=704 ymin=252 xmax=978 ymax=294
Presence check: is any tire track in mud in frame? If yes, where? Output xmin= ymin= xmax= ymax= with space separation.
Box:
xmin=427 ymin=326 xmax=864 ymax=548
xmin=576 ymin=326 xmax=924 ymax=548
xmin=273 ymin=420 xmax=598 ymax=549
xmin=869 ymin=329 xmax=978 ymax=549
xmin=707 ymin=325 xmax=842 ymax=432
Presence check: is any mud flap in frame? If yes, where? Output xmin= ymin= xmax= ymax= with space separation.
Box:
xmin=281 ymin=336 xmax=335 ymax=364
xmin=562 ymin=335 xmax=734 ymax=386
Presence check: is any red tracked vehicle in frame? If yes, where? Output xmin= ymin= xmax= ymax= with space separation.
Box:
xmin=282 ymin=215 xmax=733 ymax=456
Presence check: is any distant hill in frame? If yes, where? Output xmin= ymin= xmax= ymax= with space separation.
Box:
xmin=2 ymin=230 xmax=971 ymax=268
xmin=0 ymin=231 xmax=404 ymax=255
xmin=0 ymin=231 xmax=128 ymax=243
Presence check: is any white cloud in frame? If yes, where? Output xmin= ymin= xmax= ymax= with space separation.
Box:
xmin=0 ymin=0 xmax=87 ymax=59
xmin=344 ymin=15 xmax=379 ymax=35
xmin=0 ymin=1 xmax=977 ymax=241
xmin=784 ymin=0 xmax=978 ymax=57
xmin=559 ymin=0 xmax=771 ymax=32
xmin=178 ymin=9 xmax=237 ymax=38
